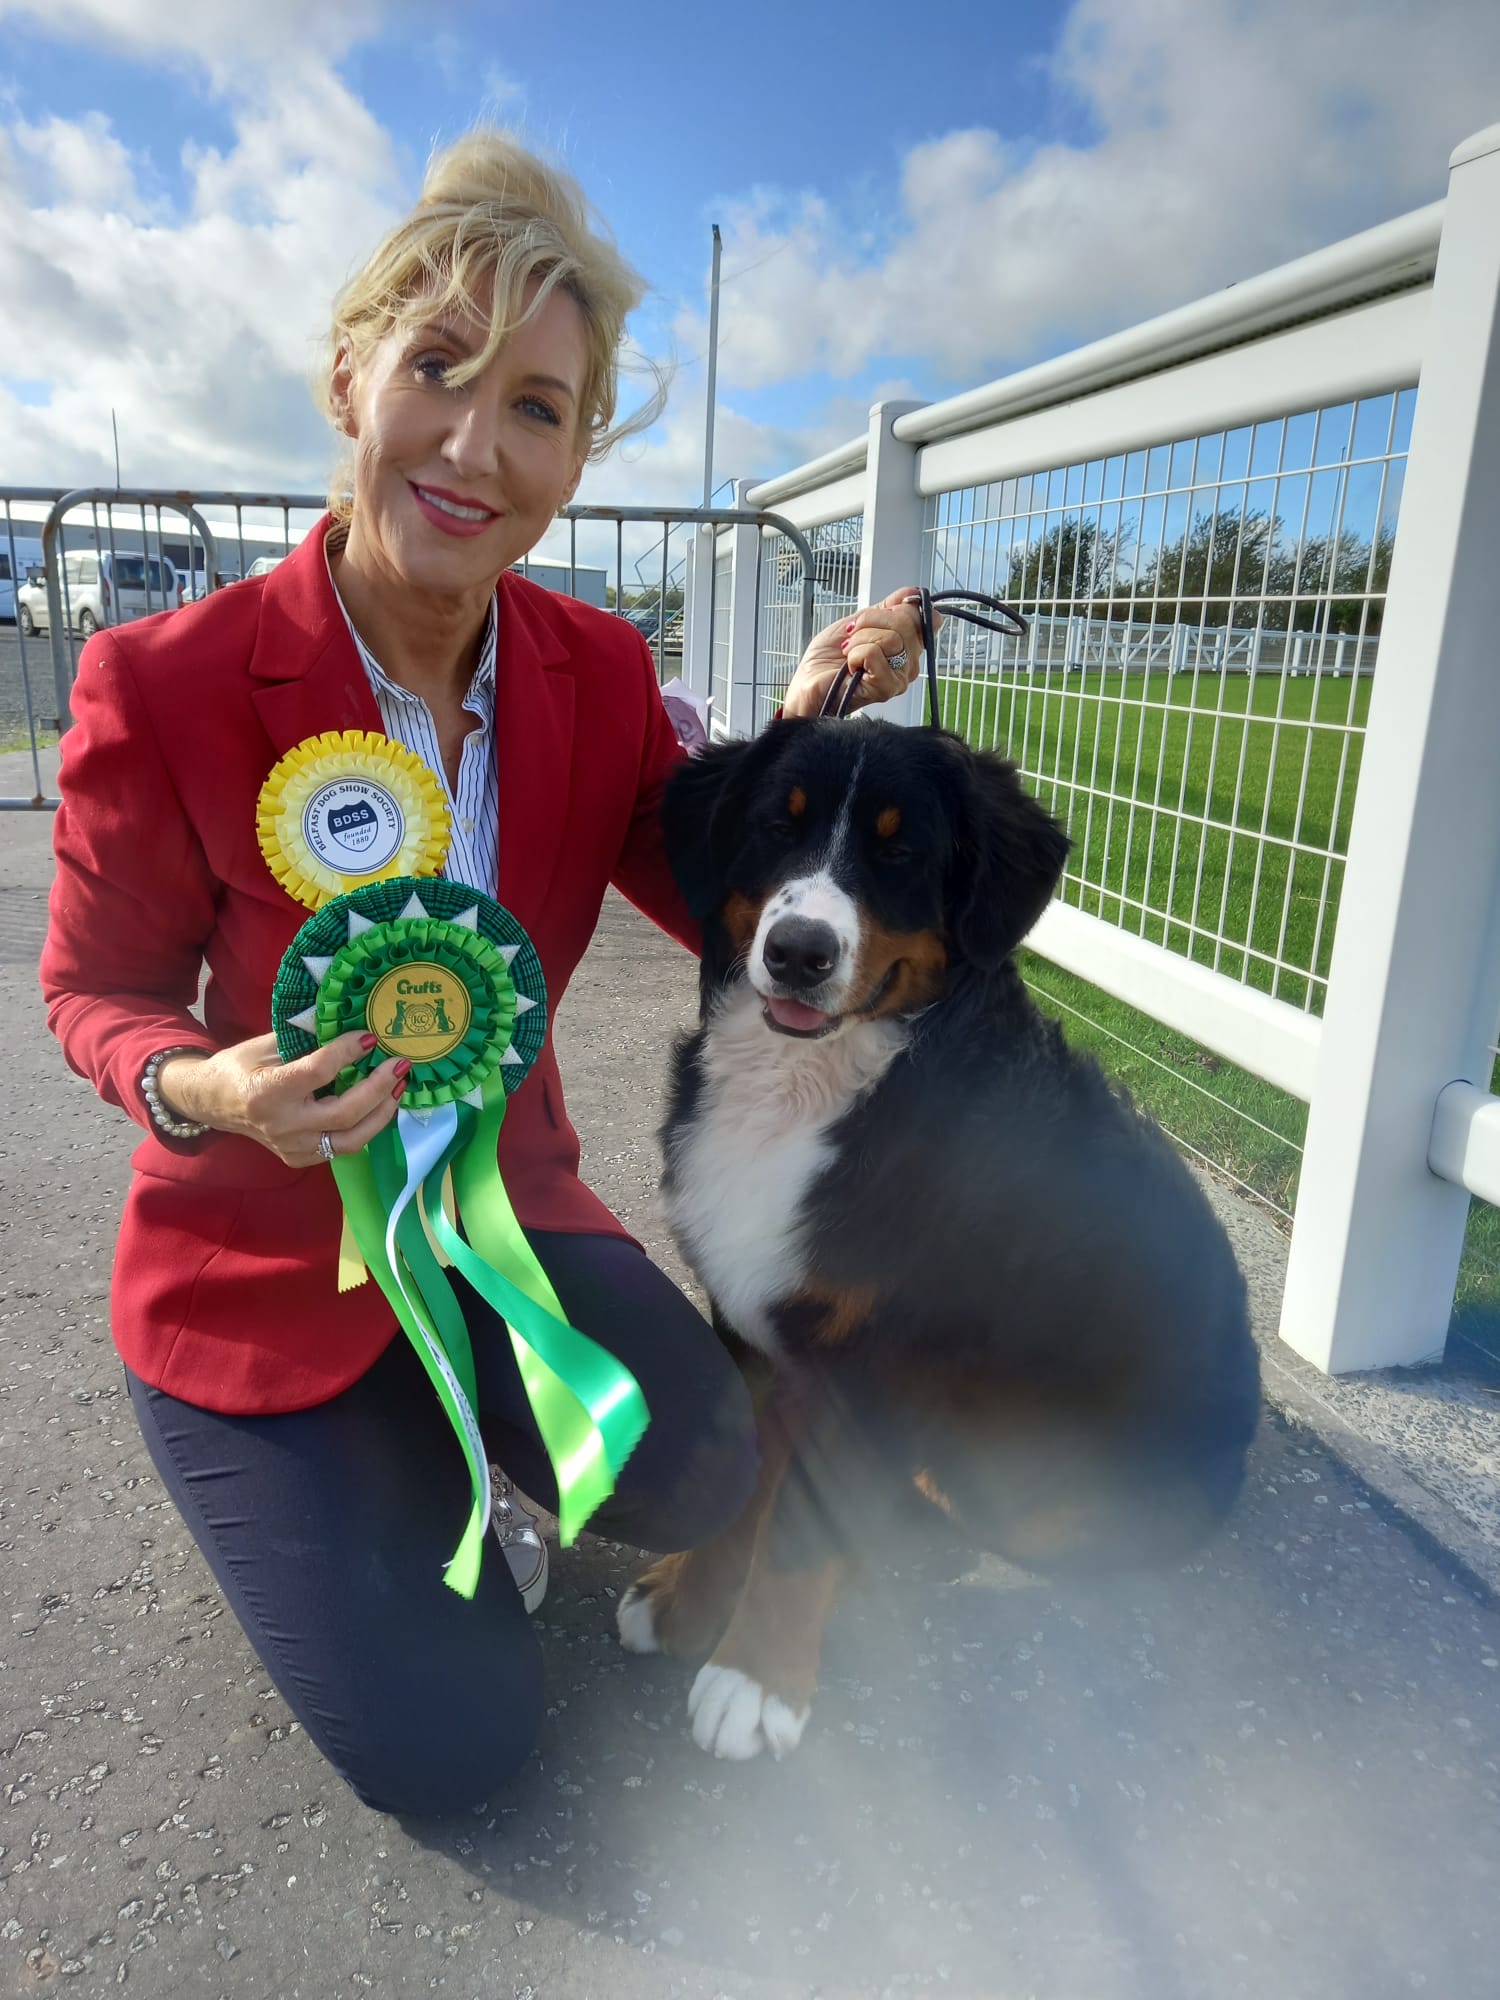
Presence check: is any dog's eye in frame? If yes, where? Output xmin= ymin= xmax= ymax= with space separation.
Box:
xmin=879 ymin=843 xmax=914 ymax=865
xmin=768 ymin=819 xmax=800 ymax=843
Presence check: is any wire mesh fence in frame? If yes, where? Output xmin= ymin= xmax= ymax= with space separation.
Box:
xmin=754 ymin=515 xmax=863 ymax=730
xmin=923 ymin=388 xmax=1417 ymax=1019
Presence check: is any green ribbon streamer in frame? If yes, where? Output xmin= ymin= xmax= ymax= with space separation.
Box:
xmin=421 ymin=1075 xmax=650 ymax=1548
xmin=332 ymin=1114 xmax=491 ymax=1597
xmin=279 ymin=882 xmax=652 ymax=1599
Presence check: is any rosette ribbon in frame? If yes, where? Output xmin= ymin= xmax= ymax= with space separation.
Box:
xmin=257 ymin=730 xmax=452 ymax=910
xmin=272 ymin=877 xmax=650 ymax=1597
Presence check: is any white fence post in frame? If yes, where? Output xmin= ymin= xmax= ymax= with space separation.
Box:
xmin=856 ymin=399 xmax=928 ymax=728
xmin=720 ymin=477 xmax=762 ymax=740
xmin=681 ymin=524 xmax=715 ymax=710
xmin=1277 ymin=123 xmax=1500 ymax=1373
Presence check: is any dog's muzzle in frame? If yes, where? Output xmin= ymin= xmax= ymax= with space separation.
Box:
xmin=759 ymin=916 xmax=843 ymax=1036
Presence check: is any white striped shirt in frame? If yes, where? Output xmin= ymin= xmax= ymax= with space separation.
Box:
xmin=330 ymin=570 xmax=501 ymax=896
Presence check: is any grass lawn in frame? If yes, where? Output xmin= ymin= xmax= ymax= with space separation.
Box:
xmin=1019 ymin=953 xmax=1500 ymax=1343
xmin=941 ymin=665 xmax=1370 ymax=1013
xmin=0 ymin=725 xmax=58 ymax=754
xmin=935 ymin=663 xmax=1500 ymax=1341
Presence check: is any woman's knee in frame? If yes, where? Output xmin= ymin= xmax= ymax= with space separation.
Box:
xmin=606 ymin=1366 xmax=761 ymax=1554
xmin=331 ymin=1630 xmax=547 ymax=1818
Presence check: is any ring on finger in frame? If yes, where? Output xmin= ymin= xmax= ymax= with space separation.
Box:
xmin=317 ymin=1130 xmax=336 ymax=1165
xmin=885 ymin=647 xmax=909 ymax=673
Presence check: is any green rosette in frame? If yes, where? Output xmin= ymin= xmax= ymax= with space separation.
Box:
xmin=270 ymin=877 xmax=650 ymax=1598
xmin=272 ymin=875 xmax=547 ymax=1102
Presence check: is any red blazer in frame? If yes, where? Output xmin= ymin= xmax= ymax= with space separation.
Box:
xmin=41 ymin=518 xmax=695 ymax=1415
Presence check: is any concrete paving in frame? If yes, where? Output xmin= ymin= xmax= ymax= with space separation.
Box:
xmin=4 ymin=778 xmax=1500 ymax=2000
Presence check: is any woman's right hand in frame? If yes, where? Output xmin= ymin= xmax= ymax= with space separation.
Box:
xmin=158 ymin=1030 xmax=409 ymax=1169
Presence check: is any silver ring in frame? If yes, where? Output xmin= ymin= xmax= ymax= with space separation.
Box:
xmin=886 ymin=648 xmax=909 ymax=672
xmin=317 ymin=1131 xmax=336 ymax=1164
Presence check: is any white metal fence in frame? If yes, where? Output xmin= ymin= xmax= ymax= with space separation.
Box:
xmin=678 ymin=121 xmax=1500 ymax=1378
xmin=1 ymin=493 xmax=818 ymax=808
xmin=755 ymin=515 xmax=863 ymax=731
xmin=920 ymin=386 xmax=1415 ymax=1020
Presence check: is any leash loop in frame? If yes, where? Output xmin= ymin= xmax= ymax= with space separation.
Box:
xmin=818 ymin=588 xmax=1030 ymax=727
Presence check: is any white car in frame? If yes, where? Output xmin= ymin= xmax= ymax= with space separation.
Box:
xmin=245 ymin=553 xmax=287 ymax=579
xmin=16 ymin=550 xmax=182 ymax=637
xmin=0 ymin=539 xmax=44 ymax=622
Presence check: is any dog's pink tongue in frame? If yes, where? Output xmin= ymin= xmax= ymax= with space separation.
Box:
xmin=766 ymin=995 xmax=828 ymax=1033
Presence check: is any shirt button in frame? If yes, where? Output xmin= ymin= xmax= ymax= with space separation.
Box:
xmin=462 ymin=817 xmax=474 ymax=833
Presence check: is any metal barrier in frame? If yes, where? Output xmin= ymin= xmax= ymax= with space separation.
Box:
xmin=0 ymin=490 xmax=818 ymax=810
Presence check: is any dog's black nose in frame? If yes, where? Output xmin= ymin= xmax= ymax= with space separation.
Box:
xmin=763 ymin=916 xmax=840 ymax=991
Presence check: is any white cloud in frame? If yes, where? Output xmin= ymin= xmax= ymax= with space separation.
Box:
xmin=0 ymin=23 xmax=404 ymax=491
xmin=0 ymin=0 xmax=379 ymax=87
xmin=1 ymin=0 xmax=1495 ymax=514
xmin=12 ymin=112 xmax=143 ymax=211
xmin=697 ymin=0 xmax=1500 ymax=391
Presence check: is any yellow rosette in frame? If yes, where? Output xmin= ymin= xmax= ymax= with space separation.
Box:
xmin=257 ymin=731 xmax=452 ymax=910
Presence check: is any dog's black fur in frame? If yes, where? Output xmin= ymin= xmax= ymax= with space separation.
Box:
xmin=660 ymin=718 xmax=1260 ymax=1581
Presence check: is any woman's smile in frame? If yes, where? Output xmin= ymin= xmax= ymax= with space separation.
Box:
xmin=408 ymin=481 xmax=503 ymax=537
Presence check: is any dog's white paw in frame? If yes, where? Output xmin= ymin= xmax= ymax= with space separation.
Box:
xmin=615 ymin=1584 xmax=661 ymax=1654
xmin=687 ymin=1662 xmax=809 ymax=1761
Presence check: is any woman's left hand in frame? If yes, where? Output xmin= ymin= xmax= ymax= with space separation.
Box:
xmin=781 ymin=587 xmax=935 ymax=720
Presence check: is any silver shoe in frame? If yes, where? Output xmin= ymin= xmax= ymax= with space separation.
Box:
xmin=490 ymin=1467 xmax=548 ymax=1614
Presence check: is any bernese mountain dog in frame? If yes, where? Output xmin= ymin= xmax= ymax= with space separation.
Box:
xmin=617 ymin=717 xmax=1261 ymax=1762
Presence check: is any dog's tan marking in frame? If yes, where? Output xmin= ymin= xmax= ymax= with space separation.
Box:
xmin=691 ymin=1390 xmax=846 ymax=1719
xmin=876 ymin=805 xmax=901 ymax=839
xmin=787 ymin=785 xmax=807 ymax=818
xmin=913 ymin=1466 xmax=958 ymax=1517
xmin=621 ymin=1380 xmax=796 ymax=1661
xmin=790 ymin=1280 xmax=878 ymax=1346
xmin=624 ymin=1537 xmax=754 ymax=1661
xmin=851 ymin=920 xmax=949 ymax=1018
xmin=721 ymin=890 xmax=768 ymax=958
xmin=707 ymin=1551 xmax=847 ymax=1719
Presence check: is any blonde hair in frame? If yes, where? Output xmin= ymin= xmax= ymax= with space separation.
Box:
xmin=321 ymin=130 xmax=663 ymax=516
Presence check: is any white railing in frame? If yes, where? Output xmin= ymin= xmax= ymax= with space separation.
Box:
xmin=682 ymin=121 xmax=1500 ymax=1376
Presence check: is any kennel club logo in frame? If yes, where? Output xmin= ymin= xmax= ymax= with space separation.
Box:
xmin=367 ymin=961 xmax=472 ymax=1061
xmin=300 ymin=777 xmax=406 ymax=875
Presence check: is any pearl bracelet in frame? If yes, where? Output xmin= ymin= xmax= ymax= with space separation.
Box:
xmin=140 ymin=1046 xmax=211 ymax=1141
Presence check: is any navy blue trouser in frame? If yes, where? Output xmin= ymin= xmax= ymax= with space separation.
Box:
xmin=127 ymin=1231 xmax=758 ymax=1816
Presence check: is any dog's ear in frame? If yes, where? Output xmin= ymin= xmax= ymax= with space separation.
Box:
xmin=948 ymin=740 xmax=1071 ymax=969
xmin=661 ymin=722 xmax=803 ymax=919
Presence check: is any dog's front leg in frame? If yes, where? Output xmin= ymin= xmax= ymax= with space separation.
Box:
xmin=616 ymin=1357 xmax=792 ymax=1662
xmin=687 ymin=1388 xmax=850 ymax=1762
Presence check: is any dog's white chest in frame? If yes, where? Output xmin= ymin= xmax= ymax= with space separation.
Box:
xmin=665 ymin=995 xmax=902 ymax=1352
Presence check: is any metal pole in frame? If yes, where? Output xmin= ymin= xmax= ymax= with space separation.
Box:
xmin=701 ymin=224 xmax=722 ymax=509
xmin=112 ymin=409 xmax=121 ymax=489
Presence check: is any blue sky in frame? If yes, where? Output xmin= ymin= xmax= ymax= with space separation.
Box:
xmin=1 ymin=0 xmax=1497 ymax=504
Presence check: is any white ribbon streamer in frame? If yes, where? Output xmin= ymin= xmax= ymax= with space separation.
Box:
xmin=390 ymin=1104 xmax=492 ymax=1543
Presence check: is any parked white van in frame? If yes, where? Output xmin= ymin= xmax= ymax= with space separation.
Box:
xmin=16 ymin=550 xmax=182 ymax=637
xmin=0 ymin=538 xmax=44 ymax=622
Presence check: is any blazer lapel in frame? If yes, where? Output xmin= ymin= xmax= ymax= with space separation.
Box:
xmin=247 ymin=517 xmax=382 ymax=758
xmin=493 ymin=573 xmax=574 ymax=935
xmin=245 ymin=530 xmax=579 ymax=934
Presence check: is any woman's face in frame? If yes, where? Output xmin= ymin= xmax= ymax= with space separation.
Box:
xmin=332 ymin=281 xmax=590 ymax=600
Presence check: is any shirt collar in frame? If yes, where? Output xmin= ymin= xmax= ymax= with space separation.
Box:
xmin=325 ymin=536 xmax=497 ymax=723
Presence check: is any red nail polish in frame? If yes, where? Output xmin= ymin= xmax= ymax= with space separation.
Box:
xmin=393 ymin=1058 xmax=412 ymax=1078
xmin=359 ymin=1033 xmax=378 ymax=1051
xmin=839 ymin=638 xmax=850 ymax=652
xmin=392 ymin=1081 xmax=406 ymax=1100
xmin=844 ymin=621 xmax=857 ymax=634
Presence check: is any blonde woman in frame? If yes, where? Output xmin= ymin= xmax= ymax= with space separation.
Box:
xmin=41 ymin=130 xmax=925 ymax=1813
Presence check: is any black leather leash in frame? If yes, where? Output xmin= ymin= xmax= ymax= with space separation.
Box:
xmin=819 ymin=587 xmax=1029 ymax=727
